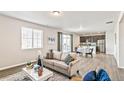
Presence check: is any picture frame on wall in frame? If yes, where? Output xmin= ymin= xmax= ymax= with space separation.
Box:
xmin=48 ymin=37 xmax=55 ymax=44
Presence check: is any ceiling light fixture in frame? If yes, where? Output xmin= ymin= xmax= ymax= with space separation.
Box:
xmin=50 ymin=11 xmax=63 ymax=16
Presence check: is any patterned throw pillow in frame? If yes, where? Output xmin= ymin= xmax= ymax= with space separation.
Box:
xmin=46 ymin=53 xmax=50 ymax=59
xmin=49 ymin=52 xmax=53 ymax=59
xmin=64 ymin=54 xmax=74 ymax=65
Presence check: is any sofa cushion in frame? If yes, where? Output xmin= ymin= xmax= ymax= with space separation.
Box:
xmin=46 ymin=53 xmax=50 ymax=59
xmin=54 ymin=61 xmax=69 ymax=70
xmin=43 ymin=59 xmax=56 ymax=65
xmin=49 ymin=49 xmax=54 ymax=59
xmin=53 ymin=51 xmax=62 ymax=60
xmin=64 ymin=54 xmax=74 ymax=65
xmin=70 ymin=53 xmax=77 ymax=60
xmin=61 ymin=53 xmax=69 ymax=61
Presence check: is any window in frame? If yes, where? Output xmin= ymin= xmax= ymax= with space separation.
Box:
xmin=22 ymin=27 xmax=33 ymax=49
xmin=21 ymin=27 xmax=43 ymax=49
xmin=33 ymin=29 xmax=43 ymax=48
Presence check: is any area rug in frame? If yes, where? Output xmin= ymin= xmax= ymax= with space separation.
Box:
xmin=0 ymin=70 xmax=69 ymax=81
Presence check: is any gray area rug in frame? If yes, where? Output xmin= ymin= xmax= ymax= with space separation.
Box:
xmin=0 ymin=70 xmax=69 ymax=81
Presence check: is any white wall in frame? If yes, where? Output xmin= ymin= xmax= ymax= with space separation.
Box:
xmin=0 ymin=15 xmax=79 ymax=69
xmin=114 ymin=23 xmax=119 ymax=66
xmin=106 ymin=30 xmax=115 ymax=55
xmin=73 ymin=34 xmax=80 ymax=51
xmin=113 ymin=12 xmax=124 ymax=68
xmin=119 ymin=15 xmax=124 ymax=68
xmin=0 ymin=15 xmax=59 ymax=69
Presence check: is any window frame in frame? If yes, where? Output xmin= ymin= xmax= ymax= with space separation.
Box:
xmin=33 ymin=29 xmax=43 ymax=49
xmin=62 ymin=34 xmax=72 ymax=53
xmin=21 ymin=27 xmax=43 ymax=50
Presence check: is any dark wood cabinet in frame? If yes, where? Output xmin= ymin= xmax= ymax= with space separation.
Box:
xmin=80 ymin=35 xmax=105 ymax=43
xmin=80 ymin=37 xmax=86 ymax=42
xmin=80 ymin=35 xmax=106 ymax=53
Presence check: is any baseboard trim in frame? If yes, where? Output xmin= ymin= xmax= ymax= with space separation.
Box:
xmin=118 ymin=66 xmax=124 ymax=69
xmin=0 ymin=60 xmax=37 ymax=71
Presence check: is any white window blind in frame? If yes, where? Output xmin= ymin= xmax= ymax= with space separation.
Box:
xmin=21 ymin=27 xmax=33 ymax=49
xmin=33 ymin=29 xmax=43 ymax=48
xmin=21 ymin=27 xmax=43 ymax=49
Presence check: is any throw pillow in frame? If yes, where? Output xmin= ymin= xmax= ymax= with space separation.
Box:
xmin=53 ymin=51 xmax=62 ymax=60
xmin=46 ymin=53 xmax=50 ymax=59
xmin=64 ymin=54 xmax=74 ymax=65
xmin=49 ymin=49 xmax=53 ymax=59
xmin=49 ymin=53 xmax=53 ymax=59
xmin=61 ymin=53 xmax=68 ymax=61
xmin=83 ymin=71 xmax=97 ymax=81
xmin=45 ymin=49 xmax=54 ymax=59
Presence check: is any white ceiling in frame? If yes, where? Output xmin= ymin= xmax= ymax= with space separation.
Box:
xmin=0 ymin=11 xmax=120 ymax=33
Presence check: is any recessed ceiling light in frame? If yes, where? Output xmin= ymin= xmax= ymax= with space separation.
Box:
xmin=50 ymin=11 xmax=63 ymax=16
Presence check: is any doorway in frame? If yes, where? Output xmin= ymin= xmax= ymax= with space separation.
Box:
xmin=62 ymin=34 xmax=71 ymax=53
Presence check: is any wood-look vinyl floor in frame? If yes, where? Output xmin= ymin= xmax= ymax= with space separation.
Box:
xmin=0 ymin=54 xmax=123 ymax=81
xmin=78 ymin=54 xmax=120 ymax=81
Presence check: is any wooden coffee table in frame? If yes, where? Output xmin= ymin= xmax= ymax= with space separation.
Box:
xmin=22 ymin=67 xmax=53 ymax=81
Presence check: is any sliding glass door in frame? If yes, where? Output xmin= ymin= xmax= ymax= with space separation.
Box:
xmin=62 ymin=34 xmax=71 ymax=53
xmin=58 ymin=32 xmax=73 ymax=53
